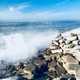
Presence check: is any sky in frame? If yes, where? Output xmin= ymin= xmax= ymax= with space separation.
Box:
xmin=0 ymin=0 xmax=80 ymax=21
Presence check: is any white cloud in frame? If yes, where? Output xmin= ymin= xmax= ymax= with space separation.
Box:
xmin=0 ymin=3 xmax=30 ymax=21
xmin=9 ymin=7 xmax=14 ymax=12
xmin=9 ymin=3 xmax=30 ymax=12
xmin=0 ymin=7 xmax=80 ymax=21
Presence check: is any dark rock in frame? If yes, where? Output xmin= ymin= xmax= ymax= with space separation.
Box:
xmin=78 ymin=40 xmax=80 ymax=45
xmin=0 ymin=61 xmax=16 ymax=79
xmin=33 ymin=63 xmax=48 ymax=79
xmin=60 ymin=77 xmax=68 ymax=80
xmin=70 ymin=77 xmax=76 ymax=80
xmin=16 ymin=74 xmax=28 ymax=80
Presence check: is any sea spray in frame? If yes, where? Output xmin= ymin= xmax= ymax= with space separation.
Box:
xmin=0 ymin=30 xmax=59 ymax=62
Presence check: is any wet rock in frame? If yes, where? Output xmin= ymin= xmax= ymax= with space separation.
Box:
xmin=16 ymin=74 xmax=28 ymax=80
xmin=33 ymin=62 xmax=48 ymax=79
xmin=0 ymin=60 xmax=16 ymax=79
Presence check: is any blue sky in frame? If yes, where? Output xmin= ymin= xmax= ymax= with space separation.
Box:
xmin=0 ymin=0 xmax=80 ymax=21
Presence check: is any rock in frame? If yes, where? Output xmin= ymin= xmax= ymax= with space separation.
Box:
xmin=78 ymin=40 xmax=80 ymax=45
xmin=17 ymin=68 xmax=33 ymax=79
xmin=0 ymin=60 xmax=16 ymax=79
xmin=61 ymin=53 xmax=79 ymax=75
xmin=33 ymin=63 xmax=48 ymax=80
xmin=60 ymin=77 xmax=68 ymax=80
xmin=16 ymin=75 xmax=28 ymax=80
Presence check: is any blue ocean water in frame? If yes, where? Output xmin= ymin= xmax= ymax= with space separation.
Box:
xmin=0 ymin=20 xmax=80 ymax=33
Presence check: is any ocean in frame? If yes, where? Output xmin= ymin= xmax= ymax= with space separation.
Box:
xmin=0 ymin=21 xmax=80 ymax=32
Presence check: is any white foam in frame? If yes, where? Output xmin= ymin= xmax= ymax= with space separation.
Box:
xmin=0 ymin=30 xmax=59 ymax=62
xmin=62 ymin=28 xmax=80 ymax=38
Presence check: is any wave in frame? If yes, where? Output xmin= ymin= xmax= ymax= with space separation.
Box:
xmin=0 ymin=25 xmax=80 ymax=63
xmin=62 ymin=27 xmax=80 ymax=38
xmin=0 ymin=30 xmax=59 ymax=62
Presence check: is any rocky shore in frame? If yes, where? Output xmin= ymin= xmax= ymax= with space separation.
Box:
xmin=1 ymin=32 xmax=80 ymax=80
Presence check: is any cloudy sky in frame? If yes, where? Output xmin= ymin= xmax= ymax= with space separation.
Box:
xmin=0 ymin=0 xmax=80 ymax=21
